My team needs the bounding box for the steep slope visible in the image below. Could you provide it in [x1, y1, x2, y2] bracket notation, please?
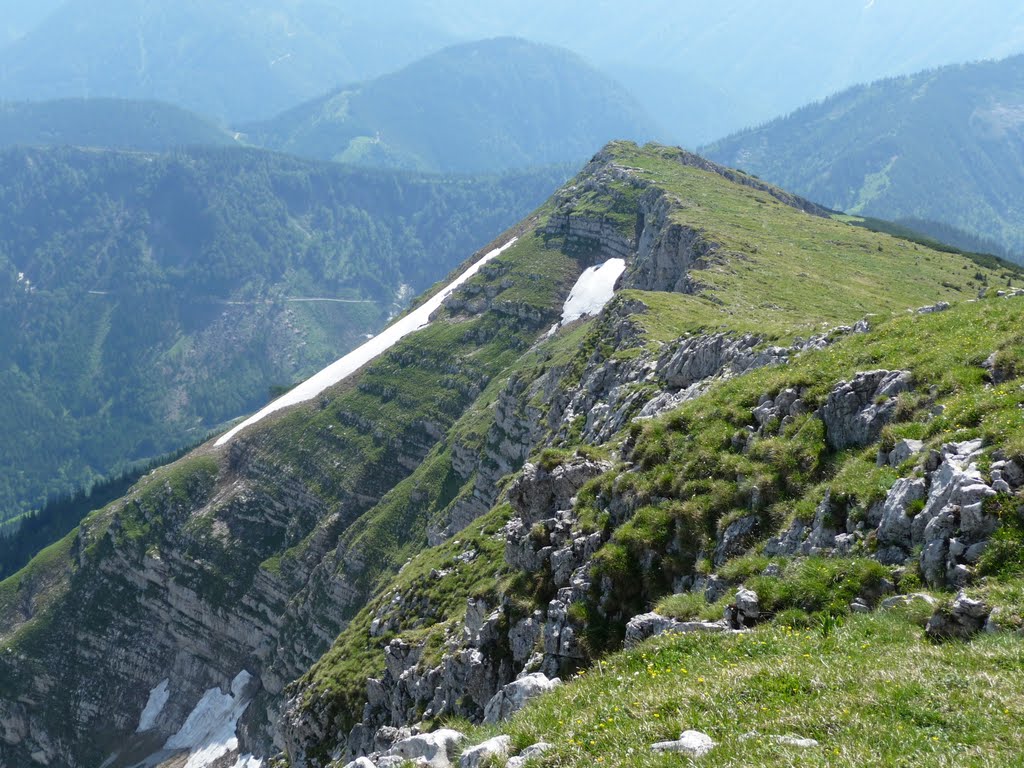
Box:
[243, 38, 658, 174]
[0, 0, 456, 121]
[0, 99, 234, 151]
[0, 145, 566, 521]
[704, 54, 1024, 260]
[0, 142, 1021, 768]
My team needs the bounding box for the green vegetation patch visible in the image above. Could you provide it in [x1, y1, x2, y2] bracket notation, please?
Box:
[605, 142, 1012, 335]
[466, 611, 1024, 767]
[587, 294, 1024, 637]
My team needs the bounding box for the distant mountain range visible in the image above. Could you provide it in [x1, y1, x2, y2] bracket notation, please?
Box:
[0, 98, 234, 151]
[0, 38, 656, 175]
[243, 38, 658, 174]
[705, 54, 1024, 260]
[4, 1, 1024, 142]
[0, 0, 458, 121]
[0, 144, 566, 520]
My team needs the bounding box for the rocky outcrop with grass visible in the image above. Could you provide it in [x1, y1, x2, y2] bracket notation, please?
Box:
[2, 142, 1024, 768]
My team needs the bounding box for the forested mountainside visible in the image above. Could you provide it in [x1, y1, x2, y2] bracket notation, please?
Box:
[0, 99, 234, 151]
[2, 142, 1023, 768]
[242, 38, 657, 174]
[704, 54, 1024, 261]
[0, 145, 567, 521]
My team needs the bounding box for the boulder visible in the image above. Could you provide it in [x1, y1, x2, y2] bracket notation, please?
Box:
[907, 439, 998, 587]
[508, 459, 610, 524]
[483, 673, 561, 724]
[343, 759, 376, 768]
[725, 587, 760, 628]
[876, 477, 926, 551]
[819, 370, 912, 450]
[386, 729, 466, 768]
[879, 593, 938, 610]
[764, 519, 808, 556]
[624, 612, 729, 647]
[506, 742, 553, 768]
[925, 591, 991, 640]
[888, 439, 925, 467]
[991, 459, 1024, 488]
[460, 735, 512, 768]
[714, 514, 759, 565]
[509, 615, 543, 665]
[651, 730, 716, 758]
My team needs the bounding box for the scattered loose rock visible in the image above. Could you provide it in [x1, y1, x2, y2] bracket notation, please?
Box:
[460, 735, 511, 768]
[386, 729, 466, 768]
[925, 591, 991, 640]
[483, 673, 561, 724]
[651, 730, 716, 758]
[772, 735, 820, 748]
[742, 732, 820, 748]
[624, 612, 729, 647]
[880, 593, 939, 611]
[506, 742, 553, 768]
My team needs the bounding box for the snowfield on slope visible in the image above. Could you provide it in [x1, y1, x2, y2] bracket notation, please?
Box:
[159, 671, 260, 768]
[216, 238, 518, 446]
[136, 678, 170, 732]
[548, 257, 626, 336]
[560, 258, 626, 325]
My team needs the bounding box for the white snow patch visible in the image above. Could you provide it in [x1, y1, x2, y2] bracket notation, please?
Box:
[136, 678, 171, 732]
[230, 755, 263, 768]
[560, 258, 626, 326]
[163, 671, 254, 768]
[215, 238, 518, 446]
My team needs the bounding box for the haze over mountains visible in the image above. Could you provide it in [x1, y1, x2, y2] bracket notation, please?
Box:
[0, 99, 234, 152]
[245, 38, 658, 173]
[4, 0, 1024, 142]
[0, 0, 457, 121]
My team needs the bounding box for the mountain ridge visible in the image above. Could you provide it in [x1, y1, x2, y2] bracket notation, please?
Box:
[1, 142, 1022, 768]
[0, 98, 235, 151]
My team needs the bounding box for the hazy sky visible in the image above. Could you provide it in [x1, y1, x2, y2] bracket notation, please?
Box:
[1, 1, 1023, 141]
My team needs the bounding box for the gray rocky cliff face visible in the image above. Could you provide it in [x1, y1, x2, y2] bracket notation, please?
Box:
[819, 369, 913, 450]
[764, 434, 1018, 589]
[302, 458, 609, 766]
[0, 359, 496, 766]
